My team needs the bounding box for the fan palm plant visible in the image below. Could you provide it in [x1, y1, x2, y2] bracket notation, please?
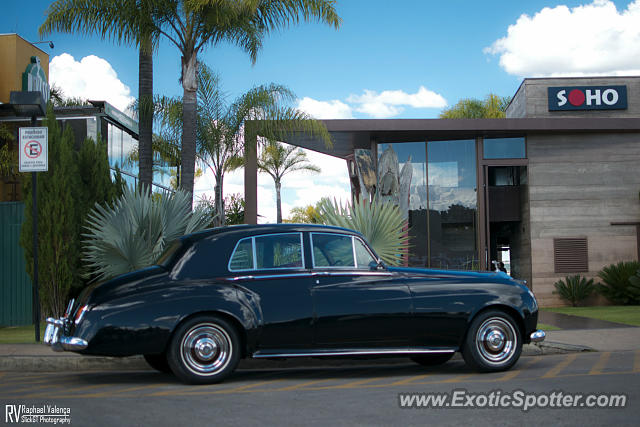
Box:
[598, 261, 640, 305]
[258, 140, 320, 223]
[316, 197, 409, 266]
[553, 275, 596, 307]
[83, 185, 210, 282]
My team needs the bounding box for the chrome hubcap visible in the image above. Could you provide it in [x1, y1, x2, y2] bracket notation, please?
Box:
[475, 317, 517, 365]
[180, 323, 231, 376]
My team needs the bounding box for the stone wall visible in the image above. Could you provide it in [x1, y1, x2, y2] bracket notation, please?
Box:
[506, 76, 640, 119]
[527, 132, 640, 306]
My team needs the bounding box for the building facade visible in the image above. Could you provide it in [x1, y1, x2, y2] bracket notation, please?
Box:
[244, 76, 640, 306]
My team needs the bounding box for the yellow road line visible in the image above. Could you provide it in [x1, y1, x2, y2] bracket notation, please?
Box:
[441, 374, 475, 383]
[634, 350, 640, 373]
[589, 352, 611, 375]
[494, 357, 540, 382]
[21, 383, 108, 399]
[542, 353, 578, 378]
[322, 376, 384, 389]
[82, 383, 172, 398]
[149, 379, 282, 397]
[389, 373, 432, 386]
[274, 378, 333, 391]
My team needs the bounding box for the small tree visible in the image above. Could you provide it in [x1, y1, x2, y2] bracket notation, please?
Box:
[20, 108, 80, 317]
[258, 140, 320, 223]
[553, 275, 596, 307]
[439, 93, 511, 119]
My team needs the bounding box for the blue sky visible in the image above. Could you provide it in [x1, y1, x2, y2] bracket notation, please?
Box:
[2, 0, 640, 220]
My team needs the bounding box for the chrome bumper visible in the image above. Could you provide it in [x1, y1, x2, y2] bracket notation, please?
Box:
[43, 317, 88, 352]
[530, 329, 546, 343]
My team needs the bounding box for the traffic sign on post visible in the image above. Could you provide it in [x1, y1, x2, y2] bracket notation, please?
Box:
[19, 127, 48, 172]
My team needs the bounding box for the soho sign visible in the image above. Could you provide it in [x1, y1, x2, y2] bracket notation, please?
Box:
[548, 86, 627, 111]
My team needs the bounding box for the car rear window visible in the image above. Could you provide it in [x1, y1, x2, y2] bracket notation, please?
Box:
[228, 233, 303, 271]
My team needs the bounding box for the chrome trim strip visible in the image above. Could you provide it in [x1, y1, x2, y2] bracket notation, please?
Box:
[226, 273, 315, 281]
[252, 348, 456, 358]
[530, 329, 546, 343]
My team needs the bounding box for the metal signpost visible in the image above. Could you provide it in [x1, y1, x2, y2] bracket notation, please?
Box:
[19, 125, 48, 342]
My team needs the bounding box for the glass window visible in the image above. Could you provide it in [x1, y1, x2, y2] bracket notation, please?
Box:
[229, 238, 254, 271]
[483, 137, 525, 159]
[354, 238, 376, 268]
[312, 233, 355, 268]
[427, 139, 477, 270]
[255, 233, 303, 269]
[377, 142, 427, 267]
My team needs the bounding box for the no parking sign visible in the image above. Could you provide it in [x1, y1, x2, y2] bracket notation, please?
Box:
[19, 127, 48, 172]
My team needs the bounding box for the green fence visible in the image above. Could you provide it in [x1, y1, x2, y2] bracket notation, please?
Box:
[0, 202, 33, 326]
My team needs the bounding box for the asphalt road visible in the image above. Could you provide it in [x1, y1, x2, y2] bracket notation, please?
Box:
[1, 351, 639, 426]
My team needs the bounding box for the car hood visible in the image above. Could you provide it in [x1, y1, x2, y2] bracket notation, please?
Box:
[388, 266, 512, 281]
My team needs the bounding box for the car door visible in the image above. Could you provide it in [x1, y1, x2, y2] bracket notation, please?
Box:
[228, 232, 314, 349]
[310, 233, 413, 348]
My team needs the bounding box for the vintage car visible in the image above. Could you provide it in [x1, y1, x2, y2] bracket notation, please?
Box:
[44, 224, 544, 384]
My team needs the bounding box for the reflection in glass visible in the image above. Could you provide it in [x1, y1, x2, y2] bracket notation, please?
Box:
[427, 140, 477, 270]
[484, 137, 525, 159]
[378, 142, 427, 267]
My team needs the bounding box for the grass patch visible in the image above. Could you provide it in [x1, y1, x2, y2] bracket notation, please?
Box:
[537, 323, 561, 331]
[542, 306, 640, 326]
[0, 325, 37, 344]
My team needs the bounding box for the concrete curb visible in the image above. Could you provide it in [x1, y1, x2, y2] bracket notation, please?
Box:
[0, 342, 591, 372]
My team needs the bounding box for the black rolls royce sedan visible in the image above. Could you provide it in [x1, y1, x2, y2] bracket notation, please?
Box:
[44, 224, 544, 384]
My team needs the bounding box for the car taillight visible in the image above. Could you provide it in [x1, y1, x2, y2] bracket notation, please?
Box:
[74, 305, 89, 324]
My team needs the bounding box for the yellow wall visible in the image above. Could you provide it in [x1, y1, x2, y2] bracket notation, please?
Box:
[0, 34, 49, 104]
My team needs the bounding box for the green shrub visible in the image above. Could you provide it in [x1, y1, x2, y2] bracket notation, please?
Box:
[597, 261, 640, 305]
[553, 275, 596, 307]
[627, 270, 640, 304]
[83, 186, 210, 282]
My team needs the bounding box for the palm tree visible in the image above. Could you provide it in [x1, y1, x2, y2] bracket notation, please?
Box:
[439, 93, 511, 118]
[40, 0, 157, 193]
[258, 140, 320, 223]
[147, 0, 341, 204]
[157, 63, 330, 225]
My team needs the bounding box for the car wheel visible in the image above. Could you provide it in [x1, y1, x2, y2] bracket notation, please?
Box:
[143, 353, 172, 374]
[462, 310, 522, 372]
[167, 315, 240, 384]
[410, 353, 454, 367]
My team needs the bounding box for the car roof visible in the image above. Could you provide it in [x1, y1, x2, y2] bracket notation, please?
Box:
[181, 223, 363, 244]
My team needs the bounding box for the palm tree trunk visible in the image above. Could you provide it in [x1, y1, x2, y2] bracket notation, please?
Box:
[276, 179, 282, 223]
[180, 54, 198, 206]
[138, 38, 153, 194]
[215, 170, 224, 226]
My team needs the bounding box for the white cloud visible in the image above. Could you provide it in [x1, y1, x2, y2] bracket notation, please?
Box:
[49, 53, 135, 111]
[346, 86, 447, 118]
[485, 0, 640, 77]
[297, 97, 354, 119]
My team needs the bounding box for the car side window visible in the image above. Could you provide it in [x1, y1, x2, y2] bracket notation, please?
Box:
[354, 238, 377, 268]
[229, 233, 304, 272]
[311, 233, 355, 268]
[255, 234, 303, 269]
[229, 238, 254, 271]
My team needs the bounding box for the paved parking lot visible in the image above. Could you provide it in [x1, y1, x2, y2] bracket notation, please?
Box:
[1, 351, 639, 425]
